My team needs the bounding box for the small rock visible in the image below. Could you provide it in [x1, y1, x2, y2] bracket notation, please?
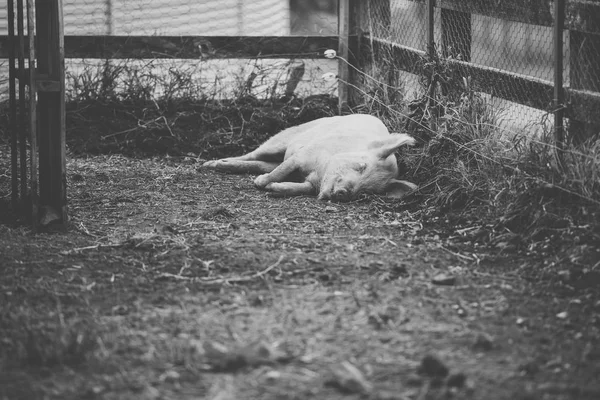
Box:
[516, 317, 526, 326]
[111, 304, 129, 315]
[417, 354, 449, 378]
[390, 263, 409, 279]
[519, 361, 540, 376]
[582, 342, 600, 361]
[263, 370, 281, 382]
[159, 370, 180, 383]
[473, 333, 494, 351]
[39, 205, 61, 226]
[452, 304, 467, 317]
[203, 341, 247, 371]
[405, 373, 424, 386]
[556, 311, 568, 319]
[557, 270, 571, 281]
[446, 372, 467, 388]
[87, 386, 104, 396]
[431, 273, 456, 286]
[248, 294, 265, 307]
[327, 361, 373, 395]
[412, 238, 425, 245]
[71, 173, 85, 182]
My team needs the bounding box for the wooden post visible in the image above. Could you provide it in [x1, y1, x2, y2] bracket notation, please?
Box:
[16, 0, 27, 208]
[338, 0, 360, 113]
[427, 0, 437, 132]
[553, 0, 565, 169]
[35, 0, 67, 227]
[427, 0, 435, 60]
[27, 0, 38, 228]
[569, 10, 600, 144]
[338, 0, 350, 113]
[8, 0, 18, 211]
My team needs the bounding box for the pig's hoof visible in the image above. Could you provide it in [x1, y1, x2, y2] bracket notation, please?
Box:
[254, 174, 271, 188]
[202, 159, 232, 171]
[202, 160, 220, 168]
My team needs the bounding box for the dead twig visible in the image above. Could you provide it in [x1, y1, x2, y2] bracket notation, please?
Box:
[156, 255, 286, 284]
[60, 243, 125, 255]
[440, 246, 476, 262]
[204, 255, 285, 284]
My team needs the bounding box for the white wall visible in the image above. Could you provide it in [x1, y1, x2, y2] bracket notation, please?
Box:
[0, 0, 290, 36]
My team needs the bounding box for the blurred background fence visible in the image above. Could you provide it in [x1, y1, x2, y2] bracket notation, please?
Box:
[0, 0, 599, 138]
[0, 0, 340, 102]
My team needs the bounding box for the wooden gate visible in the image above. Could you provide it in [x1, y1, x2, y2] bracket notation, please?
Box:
[7, 0, 66, 229]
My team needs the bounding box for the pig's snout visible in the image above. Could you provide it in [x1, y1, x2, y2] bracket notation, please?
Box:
[330, 188, 352, 202]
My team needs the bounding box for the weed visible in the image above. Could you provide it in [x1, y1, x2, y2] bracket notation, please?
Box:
[1, 306, 99, 368]
[351, 45, 600, 266]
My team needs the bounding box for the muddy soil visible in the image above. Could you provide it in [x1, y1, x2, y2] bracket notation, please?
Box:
[1, 150, 599, 400]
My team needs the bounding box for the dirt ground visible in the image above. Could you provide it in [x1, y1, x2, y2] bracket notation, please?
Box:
[1, 148, 600, 400]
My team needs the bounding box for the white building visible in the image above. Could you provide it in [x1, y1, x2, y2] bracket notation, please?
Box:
[0, 0, 290, 36]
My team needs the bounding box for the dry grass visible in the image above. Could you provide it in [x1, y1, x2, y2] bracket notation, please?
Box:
[344, 46, 600, 275]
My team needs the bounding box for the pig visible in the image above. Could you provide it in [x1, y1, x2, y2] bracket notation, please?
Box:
[201, 114, 417, 202]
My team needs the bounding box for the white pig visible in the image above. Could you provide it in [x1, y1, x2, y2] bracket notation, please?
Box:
[201, 114, 417, 201]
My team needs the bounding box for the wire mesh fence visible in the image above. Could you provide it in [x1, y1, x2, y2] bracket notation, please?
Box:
[356, 0, 575, 137]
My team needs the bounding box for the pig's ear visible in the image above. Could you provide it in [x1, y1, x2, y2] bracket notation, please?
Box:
[355, 162, 367, 173]
[370, 134, 416, 160]
[385, 179, 417, 199]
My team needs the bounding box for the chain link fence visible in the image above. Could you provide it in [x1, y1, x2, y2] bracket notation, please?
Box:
[357, 0, 586, 137]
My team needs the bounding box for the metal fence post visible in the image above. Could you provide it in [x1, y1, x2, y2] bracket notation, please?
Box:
[427, 0, 436, 132]
[553, 0, 565, 170]
[427, 0, 435, 60]
[338, 0, 360, 113]
[338, 0, 350, 113]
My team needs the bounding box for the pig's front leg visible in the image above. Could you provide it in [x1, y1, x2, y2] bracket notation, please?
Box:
[254, 157, 299, 188]
[264, 181, 315, 197]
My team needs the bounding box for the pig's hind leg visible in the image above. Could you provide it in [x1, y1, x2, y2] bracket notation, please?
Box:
[201, 139, 287, 174]
[202, 158, 280, 174]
